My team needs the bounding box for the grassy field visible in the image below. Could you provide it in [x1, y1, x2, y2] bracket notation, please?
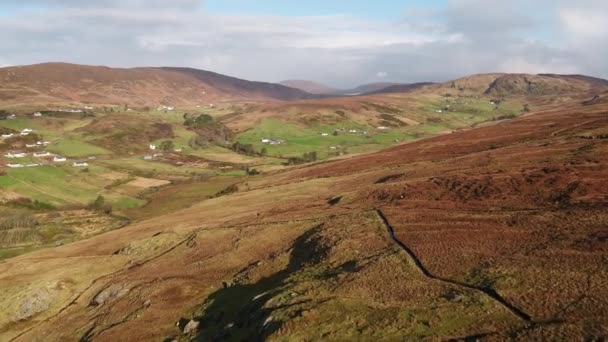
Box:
[235, 97, 522, 160]
[47, 138, 111, 157]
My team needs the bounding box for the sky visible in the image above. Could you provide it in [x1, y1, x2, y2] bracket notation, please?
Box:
[0, 0, 607, 87]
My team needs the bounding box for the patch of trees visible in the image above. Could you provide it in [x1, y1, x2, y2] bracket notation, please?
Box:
[184, 113, 214, 127]
[285, 151, 318, 165]
[231, 141, 257, 156]
[0, 110, 10, 120]
[184, 113, 233, 148]
[158, 140, 175, 152]
[88, 195, 112, 214]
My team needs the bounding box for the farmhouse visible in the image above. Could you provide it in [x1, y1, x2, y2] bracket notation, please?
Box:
[1, 133, 14, 139]
[143, 155, 153, 160]
[33, 112, 43, 117]
[72, 161, 88, 167]
[33, 152, 52, 157]
[8, 114, 16, 120]
[21, 129, 33, 133]
[269, 139, 284, 145]
[25, 144, 37, 148]
[149, 144, 157, 150]
[320, 133, 329, 136]
[53, 156, 67, 162]
[26, 163, 40, 167]
[5, 152, 27, 158]
[261, 138, 271, 144]
[6, 163, 24, 168]
[377, 126, 388, 130]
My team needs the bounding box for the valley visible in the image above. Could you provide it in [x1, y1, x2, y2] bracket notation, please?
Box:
[0, 64, 607, 341]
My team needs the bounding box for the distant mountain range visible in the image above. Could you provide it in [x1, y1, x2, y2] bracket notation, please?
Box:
[0, 63, 317, 106]
[1, 63, 607, 107]
[279, 80, 428, 96]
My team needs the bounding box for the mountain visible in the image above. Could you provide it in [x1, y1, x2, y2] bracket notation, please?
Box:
[279, 80, 340, 95]
[366, 82, 435, 94]
[337, 82, 404, 95]
[424, 73, 608, 98]
[279, 81, 411, 96]
[0, 63, 316, 105]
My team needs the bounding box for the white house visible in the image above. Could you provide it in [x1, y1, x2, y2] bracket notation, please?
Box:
[377, 126, 388, 130]
[320, 133, 329, 136]
[26, 163, 40, 167]
[84, 106, 94, 110]
[436, 110, 443, 113]
[149, 144, 157, 150]
[21, 128, 33, 133]
[33, 152, 52, 157]
[7, 114, 16, 120]
[174, 148, 182, 152]
[329, 146, 338, 150]
[5, 152, 27, 158]
[53, 156, 67, 162]
[73, 161, 88, 167]
[261, 138, 271, 144]
[33, 112, 43, 117]
[143, 155, 153, 161]
[26, 143, 38, 148]
[6, 163, 24, 168]
[349, 129, 358, 133]
[1, 133, 14, 139]
[20, 132, 30, 136]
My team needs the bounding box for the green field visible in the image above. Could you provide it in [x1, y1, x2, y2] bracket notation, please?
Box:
[47, 138, 111, 157]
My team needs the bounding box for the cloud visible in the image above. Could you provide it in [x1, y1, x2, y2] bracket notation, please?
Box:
[0, 0, 606, 86]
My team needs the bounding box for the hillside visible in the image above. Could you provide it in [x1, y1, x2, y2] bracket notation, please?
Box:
[1, 96, 607, 341]
[0, 63, 316, 106]
[337, 82, 404, 95]
[424, 73, 608, 99]
[366, 82, 435, 94]
[279, 80, 340, 95]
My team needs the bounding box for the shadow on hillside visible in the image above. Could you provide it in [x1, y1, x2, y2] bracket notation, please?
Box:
[192, 224, 329, 341]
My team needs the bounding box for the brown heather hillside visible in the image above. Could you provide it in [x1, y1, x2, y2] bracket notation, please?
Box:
[1, 95, 607, 341]
[0, 63, 315, 106]
[421, 73, 608, 99]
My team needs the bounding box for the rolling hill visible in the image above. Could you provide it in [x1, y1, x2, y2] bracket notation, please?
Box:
[1, 91, 607, 340]
[0, 63, 316, 106]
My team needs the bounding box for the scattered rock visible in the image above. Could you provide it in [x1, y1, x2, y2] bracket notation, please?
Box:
[263, 316, 274, 327]
[16, 288, 54, 320]
[90, 284, 130, 306]
[182, 320, 200, 334]
[252, 292, 269, 301]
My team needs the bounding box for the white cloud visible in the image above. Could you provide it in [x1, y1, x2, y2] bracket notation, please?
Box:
[0, 1, 606, 86]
